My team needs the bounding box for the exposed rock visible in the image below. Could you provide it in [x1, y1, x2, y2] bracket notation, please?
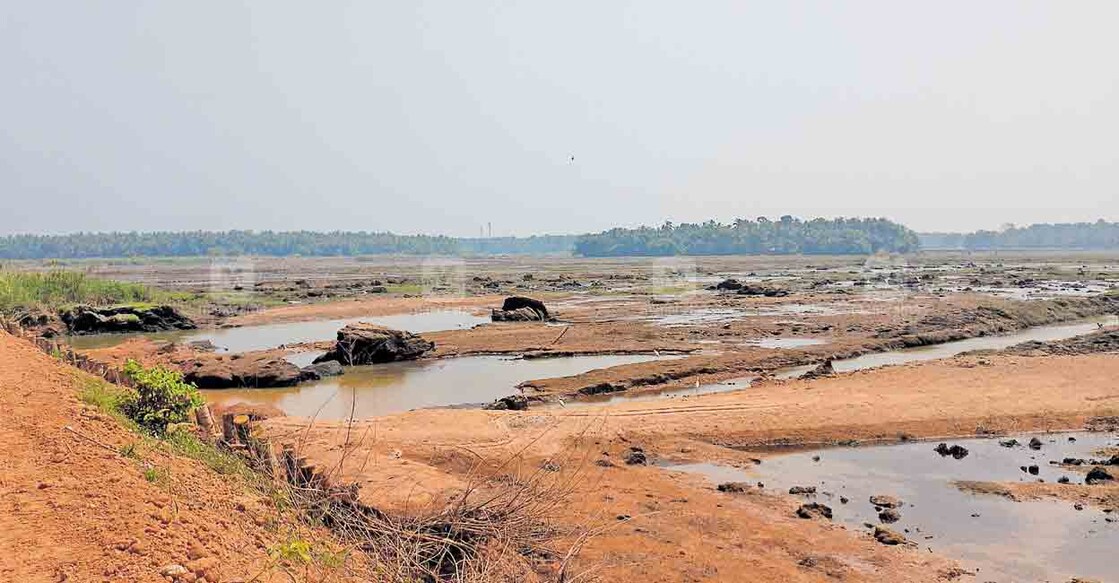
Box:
[999, 439, 1019, 448]
[484, 394, 529, 411]
[1086, 467, 1114, 485]
[796, 503, 833, 520]
[314, 323, 434, 366]
[717, 482, 750, 493]
[878, 508, 901, 523]
[1028, 437, 1043, 450]
[788, 486, 817, 495]
[873, 526, 907, 545]
[713, 279, 743, 291]
[624, 447, 648, 466]
[934, 443, 970, 459]
[60, 305, 195, 335]
[737, 285, 790, 297]
[299, 360, 343, 381]
[800, 360, 835, 380]
[491, 296, 549, 321]
[182, 353, 303, 389]
[869, 495, 902, 509]
[491, 306, 546, 322]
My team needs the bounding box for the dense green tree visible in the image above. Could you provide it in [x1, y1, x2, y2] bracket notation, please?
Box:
[572, 217, 918, 256]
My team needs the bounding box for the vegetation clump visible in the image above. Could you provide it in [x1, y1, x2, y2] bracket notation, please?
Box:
[0, 269, 155, 313]
[119, 359, 203, 433]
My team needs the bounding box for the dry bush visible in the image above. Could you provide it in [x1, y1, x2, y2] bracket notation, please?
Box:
[272, 438, 599, 583]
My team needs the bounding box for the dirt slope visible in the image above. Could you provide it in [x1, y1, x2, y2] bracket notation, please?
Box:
[0, 331, 310, 582]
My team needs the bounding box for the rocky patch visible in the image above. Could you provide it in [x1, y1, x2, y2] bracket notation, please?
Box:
[314, 323, 434, 366]
[182, 353, 303, 389]
[491, 296, 549, 322]
[60, 305, 195, 335]
[796, 503, 833, 520]
[298, 360, 343, 381]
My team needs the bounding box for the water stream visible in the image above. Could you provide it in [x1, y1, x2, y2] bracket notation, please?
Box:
[665, 433, 1119, 582]
[203, 353, 674, 420]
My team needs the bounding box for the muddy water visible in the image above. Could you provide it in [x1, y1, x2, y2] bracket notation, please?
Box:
[68, 310, 489, 352]
[667, 433, 1119, 582]
[203, 354, 672, 420]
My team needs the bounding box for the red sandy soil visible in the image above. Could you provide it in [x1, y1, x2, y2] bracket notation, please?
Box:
[0, 331, 354, 582]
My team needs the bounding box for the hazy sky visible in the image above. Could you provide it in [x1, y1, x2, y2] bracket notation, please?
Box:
[2, 2, 1116, 237]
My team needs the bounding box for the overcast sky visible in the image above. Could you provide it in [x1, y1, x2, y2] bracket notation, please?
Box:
[2, 2, 1116, 237]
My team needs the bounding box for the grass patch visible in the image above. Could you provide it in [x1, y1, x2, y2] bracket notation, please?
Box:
[0, 269, 161, 313]
[384, 282, 424, 295]
[142, 466, 170, 486]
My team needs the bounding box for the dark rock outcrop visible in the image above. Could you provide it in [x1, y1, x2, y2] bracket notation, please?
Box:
[717, 482, 750, 493]
[873, 526, 906, 545]
[60, 305, 195, 335]
[800, 360, 835, 380]
[796, 503, 833, 520]
[878, 508, 901, 523]
[934, 443, 970, 459]
[491, 296, 549, 322]
[869, 495, 902, 509]
[484, 394, 529, 411]
[1086, 467, 1114, 485]
[183, 354, 303, 389]
[299, 360, 344, 381]
[624, 447, 648, 466]
[737, 285, 790, 297]
[314, 323, 434, 366]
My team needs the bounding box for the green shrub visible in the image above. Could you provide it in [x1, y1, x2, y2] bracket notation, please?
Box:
[119, 359, 203, 433]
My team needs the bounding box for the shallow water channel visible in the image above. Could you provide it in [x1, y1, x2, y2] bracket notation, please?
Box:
[67, 309, 489, 352]
[666, 433, 1119, 582]
[774, 315, 1119, 380]
[203, 354, 674, 420]
[589, 316, 1119, 405]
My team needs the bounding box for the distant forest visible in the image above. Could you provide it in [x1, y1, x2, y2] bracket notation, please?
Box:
[572, 217, 919, 256]
[3, 219, 1116, 259]
[918, 220, 1119, 250]
[0, 231, 578, 259]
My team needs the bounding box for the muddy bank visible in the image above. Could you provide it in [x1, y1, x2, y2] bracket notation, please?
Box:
[1004, 327, 1119, 356]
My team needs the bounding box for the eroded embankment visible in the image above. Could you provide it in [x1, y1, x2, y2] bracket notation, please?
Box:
[0, 331, 354, 582]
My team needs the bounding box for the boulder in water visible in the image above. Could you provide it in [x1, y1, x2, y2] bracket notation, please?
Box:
[314, 323, 434, 366]
[183, 353, 303, 389]
[299, 360, 344, 381]
[934, 443, 970, 459]
[800, 360, 835, 380]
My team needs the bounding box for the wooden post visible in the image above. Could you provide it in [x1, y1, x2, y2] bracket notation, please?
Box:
[221, 414, 236, 444]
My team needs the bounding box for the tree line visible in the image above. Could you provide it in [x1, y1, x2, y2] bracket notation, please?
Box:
[918, 220, 1119, 250]
[0, 231, 579, 259]
[572, 217, 919, 256]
